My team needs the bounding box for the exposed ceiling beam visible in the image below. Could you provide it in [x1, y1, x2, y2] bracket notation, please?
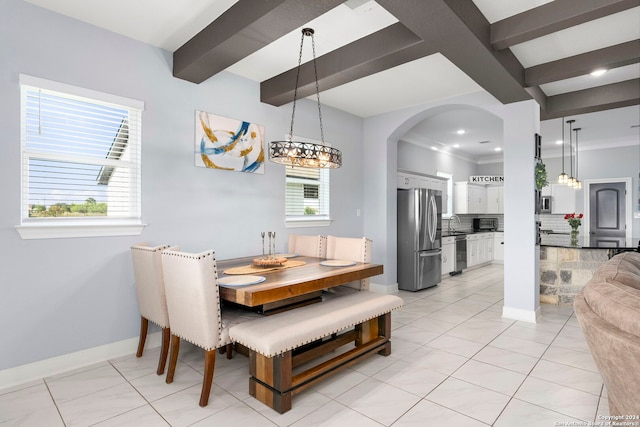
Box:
[173, 0, 345, 84]
[526, 85, 548, 112]
[491, 0, 640, 50]
[542, 79, 640, 119]
[378, 0, 531, 104]
[525, 40, 640, 87]
[260, 23, 428, 106]
[263, 0, 533, 108]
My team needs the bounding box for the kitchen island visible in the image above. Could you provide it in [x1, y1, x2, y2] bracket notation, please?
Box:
[539, 234, 639, 305]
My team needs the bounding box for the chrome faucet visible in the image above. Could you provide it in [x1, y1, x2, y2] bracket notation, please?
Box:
[448, 214, 461, 234]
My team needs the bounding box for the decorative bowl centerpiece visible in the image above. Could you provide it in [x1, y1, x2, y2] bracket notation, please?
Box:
[253, 257, 288, 267]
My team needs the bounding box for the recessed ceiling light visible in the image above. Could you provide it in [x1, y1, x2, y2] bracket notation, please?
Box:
[456, 129, 466, 135]
[494, 147, 502, 152]
[453, 144, 460, 148]
[590, 69, 607, 77]
[431, 146, 438, 151]
[556, 139, 564, 145]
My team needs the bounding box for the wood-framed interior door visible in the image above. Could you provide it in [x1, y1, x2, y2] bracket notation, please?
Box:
[586, 180, 630, 247]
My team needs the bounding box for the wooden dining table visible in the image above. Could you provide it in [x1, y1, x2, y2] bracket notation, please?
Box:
[216, 255, 383, 313]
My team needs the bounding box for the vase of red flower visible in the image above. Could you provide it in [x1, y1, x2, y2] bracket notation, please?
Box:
[565, 213, 583, 243]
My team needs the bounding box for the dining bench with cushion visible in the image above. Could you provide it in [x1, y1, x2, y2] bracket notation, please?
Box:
[228, 290, 404, 413]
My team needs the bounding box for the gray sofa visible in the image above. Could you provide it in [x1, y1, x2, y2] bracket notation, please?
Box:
[574, 251, 640, 416]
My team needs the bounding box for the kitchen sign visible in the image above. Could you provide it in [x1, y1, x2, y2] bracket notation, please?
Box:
[469, 175, 504, 183]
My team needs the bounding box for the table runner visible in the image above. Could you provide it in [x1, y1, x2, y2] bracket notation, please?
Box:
[223, 260, 306, 275]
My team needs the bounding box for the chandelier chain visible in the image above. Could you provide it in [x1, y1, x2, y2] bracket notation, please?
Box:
[288, 29, 307, 140]
[310, 32, 325, 144]
[268, 28, 341, 168]
[561, 117, 564, 172]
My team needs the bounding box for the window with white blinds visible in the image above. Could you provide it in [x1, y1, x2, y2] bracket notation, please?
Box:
[284, 136, 332, 227]
[17, 75, 145, 239]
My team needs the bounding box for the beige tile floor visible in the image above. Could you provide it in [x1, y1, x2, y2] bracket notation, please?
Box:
[0, 264, 609, 426]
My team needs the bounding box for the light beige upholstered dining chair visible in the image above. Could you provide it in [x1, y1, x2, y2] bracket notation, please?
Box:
[131, 243, 173, 375]
[161, 248, 254, 407]
[287, 234, 327, 258]
[326, 236, 373, 291]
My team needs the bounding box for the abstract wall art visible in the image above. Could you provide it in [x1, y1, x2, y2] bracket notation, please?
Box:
[195, 111, 265, 174]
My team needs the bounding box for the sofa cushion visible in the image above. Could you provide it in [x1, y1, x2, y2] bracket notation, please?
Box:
[582, 277, 640, 339]
[592, 252, 640, 290]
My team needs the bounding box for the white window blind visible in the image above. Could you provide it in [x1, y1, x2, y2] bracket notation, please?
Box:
[284, 136, 332, 227]
[17, 75, 145, 239]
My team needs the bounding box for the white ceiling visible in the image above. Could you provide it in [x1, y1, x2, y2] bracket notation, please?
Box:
[23, 0, 640, 162]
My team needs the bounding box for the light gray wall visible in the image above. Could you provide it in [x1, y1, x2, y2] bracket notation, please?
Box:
[475, 145, 640, 238]
[543, 145, 639, 237]
[362, 91, 541, 299]
[477, 162, 504, 176]
[0, 0, 365, 370]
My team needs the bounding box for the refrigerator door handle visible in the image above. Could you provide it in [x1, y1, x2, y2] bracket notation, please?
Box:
[426, 193, 432, 243]
[416, 189, 423, 247]
[428, 194, 437, 243]
[419, 250, 441, 257]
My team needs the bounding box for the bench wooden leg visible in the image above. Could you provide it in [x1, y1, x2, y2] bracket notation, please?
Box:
[377, 312, 392, 356]
[245, 312, 395, 414]
[136, 317, 148, 357]
[249, 351, 293, 414]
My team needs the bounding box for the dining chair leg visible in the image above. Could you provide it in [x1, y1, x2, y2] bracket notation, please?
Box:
[136, 317, 148, 357]
[200, 349, 216, 407]
[165, 334, 181, 384]
[156, 327, 171, 375]
[226, 343, 233, 360]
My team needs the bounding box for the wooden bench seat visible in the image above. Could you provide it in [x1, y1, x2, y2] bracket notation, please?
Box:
[228, 291, 404, 413]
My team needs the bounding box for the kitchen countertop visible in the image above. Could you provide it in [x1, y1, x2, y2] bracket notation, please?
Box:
[540, 234, 640, 250]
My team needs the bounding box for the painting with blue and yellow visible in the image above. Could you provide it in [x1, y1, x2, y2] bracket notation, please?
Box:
[195, 111, 265, 174]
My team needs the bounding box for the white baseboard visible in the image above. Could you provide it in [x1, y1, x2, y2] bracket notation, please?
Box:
[502, 305, 541, 323]
[0, 332, 161, 391]
[370, 281, 398, 294]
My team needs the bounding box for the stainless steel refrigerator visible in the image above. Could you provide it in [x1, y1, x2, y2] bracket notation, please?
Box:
[397, 188, 442, 291]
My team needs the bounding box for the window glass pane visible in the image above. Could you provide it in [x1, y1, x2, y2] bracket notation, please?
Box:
[20, 77, 142, 224]
[284, 136, 331, 221]
[437, 170, 453, 217]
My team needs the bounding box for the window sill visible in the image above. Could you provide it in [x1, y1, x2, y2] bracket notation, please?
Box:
[15, 222, 146, 239]
[285, 216, 332, 228]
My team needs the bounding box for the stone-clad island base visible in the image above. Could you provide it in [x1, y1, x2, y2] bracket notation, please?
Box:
[540, 246, 610, 306]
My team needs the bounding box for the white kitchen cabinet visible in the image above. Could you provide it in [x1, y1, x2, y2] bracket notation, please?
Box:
[442, 236, 455, 275]
[454, 182, 486, 214]
[493, 232, 504, 263]
[467, 234, 480, 267]
[486, 185, 504, 214]
[551, 183, 577, 214]
[467, 233, 493, 268]
[481, 233, 493, 263]
[397, 173, 418, 189]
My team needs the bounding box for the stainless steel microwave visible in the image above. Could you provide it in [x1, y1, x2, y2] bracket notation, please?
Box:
[540, 196, 552, 213]
[473, 217, 498, 231]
